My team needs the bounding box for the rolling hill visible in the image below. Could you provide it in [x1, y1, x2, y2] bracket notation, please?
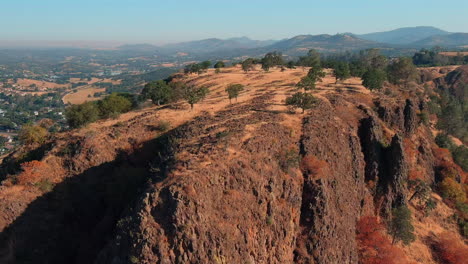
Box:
[411, 32, 468, 47]
[357, 26, 451, 45]
[266, 34, 382, 55]
[1, 65, 467, 263]
[159, 37, 276, 54]
[115, 27, 468, 59]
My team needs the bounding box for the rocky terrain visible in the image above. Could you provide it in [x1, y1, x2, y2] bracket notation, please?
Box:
[0, 65, 466, 263]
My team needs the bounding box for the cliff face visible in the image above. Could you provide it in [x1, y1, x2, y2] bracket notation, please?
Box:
[97, 95, 305, 264]
[434, 65, 468, 99]
[0, 66, 464, 264]
[96, 94, 427, 264]
[295, 101, 368, 264]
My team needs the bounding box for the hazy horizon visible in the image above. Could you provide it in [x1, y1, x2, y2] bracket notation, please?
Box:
[2, 0, 468, 48]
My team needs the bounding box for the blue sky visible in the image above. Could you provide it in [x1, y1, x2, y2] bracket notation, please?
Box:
[2, 0, 468, 45]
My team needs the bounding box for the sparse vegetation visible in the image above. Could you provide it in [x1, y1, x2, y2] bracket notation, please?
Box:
[225, 84, 244, 103]
[155, 120, 171, 132]
[390, 205, 415, 245]
[184, 61, 211, 75]
[433, 91, 467, 144]
[408, 179, 431, 206]
[297, 66, 326, 91]
[362, 69, 387, 90]
[141, 80, 173, 105]
[432, 232, 468, 264]
[261, 51, 284, 72]
[439, 177, 466, 204]
[285, 92, 317, 113]
[435, 133, 468, 171]
[413, 48, 468, 67]
[386, 57, 418, 87]
[183, 85, 209, 110]
[65, 101, 101, 128]
[241, 58, 257, 72]
[332, 61, 351, 83]
[16, 160, 48, 185]
[214, 61, 225, 73]
[276, 148, 300, 172]
[35, 179, 55, 193]
[65, 93, 133, 128]
[357, 216, 410, 264]
[98, 93, 133, 119]
[19, 123, 49, 145]
[215, 131, 230, 139]
[297, 49, 321, 68]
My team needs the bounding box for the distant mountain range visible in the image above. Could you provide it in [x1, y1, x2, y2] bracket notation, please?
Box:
[116, 37, 276, 54]
[411, 33, 468, 47]
[356, 26, 451, 45]
[158, 37, 276, 53]
[265, 34, 382, 55]
[114, 26, 468, 58]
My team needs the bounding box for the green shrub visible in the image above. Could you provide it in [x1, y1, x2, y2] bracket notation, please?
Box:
[65, 101, 100, 128]
[362, 69, 386, 90]
[225, 84, 244, 103]
[452, 146, 468, 172]
[277, 148, 300, 172]
[215, 131, 230, 139]
[390, 205, 415, 245]
[98, 93, 132, 119]
[424, 199, 437, 216]
[435, 133, 455, 149]
[19, 124, 49, 145]
[286, 92, 317, 113]
[439, 178, 466, 203]
[183, 85, 209, 110]
[418, 111, 429, 125]
[35, 179, 54, 193]
[155, 120, 171, 132]
[141, 80, 173, 105]
[458, 218, 468, 238]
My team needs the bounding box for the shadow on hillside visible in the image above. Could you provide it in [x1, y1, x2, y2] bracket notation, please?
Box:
[0, 129, 178, 264]
[0, 142, 55, 181]
[252, 109, 285, 115]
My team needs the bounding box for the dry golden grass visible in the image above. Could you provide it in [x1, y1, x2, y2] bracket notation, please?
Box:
[13, 78, 69, 89]
[439, 51, 468, 57]
[87, 65, 372, 133]
[403, 193, 465, 264]
[62, 87, 106, 104]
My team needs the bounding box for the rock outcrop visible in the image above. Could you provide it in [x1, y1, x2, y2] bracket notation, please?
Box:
[294, 102, 368, 264]
[434, 65, 468, 99]
[404, 99, 418, 135]
[379, 135, 408, 217]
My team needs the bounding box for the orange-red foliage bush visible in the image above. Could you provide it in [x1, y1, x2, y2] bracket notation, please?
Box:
[17, 160, 48, 185]
[408, 168, 425, 181]
[356, 216, 409, 264]
[300, 155, 328, 179]
[433, 147, 467, 183]
[432, 232, 468, 264]
[404, 138, 418, 163]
